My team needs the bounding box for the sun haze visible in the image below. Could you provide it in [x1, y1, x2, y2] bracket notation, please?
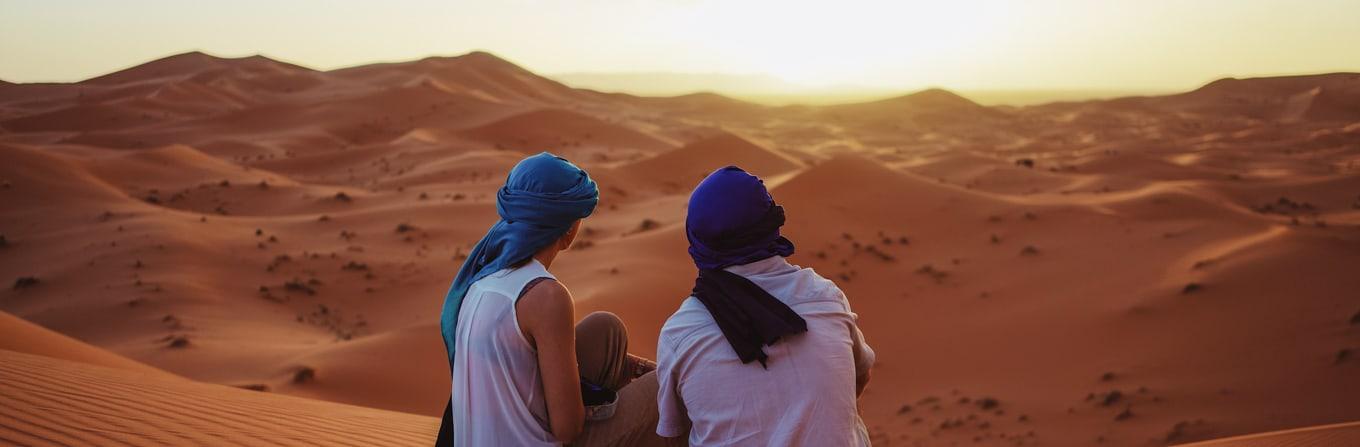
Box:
[2, 0, 1358, 92]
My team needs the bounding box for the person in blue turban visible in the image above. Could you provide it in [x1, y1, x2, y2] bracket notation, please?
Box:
[437, 153, 672, 447]
[654, 166, 877, 446]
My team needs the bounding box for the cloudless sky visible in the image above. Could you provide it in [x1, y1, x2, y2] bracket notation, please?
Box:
[2, 0, 1358, 90]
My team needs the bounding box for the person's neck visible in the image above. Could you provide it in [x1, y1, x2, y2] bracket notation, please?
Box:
[532, 248, 558, 270]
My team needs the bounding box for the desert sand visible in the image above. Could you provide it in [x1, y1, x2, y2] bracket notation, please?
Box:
[1, 51, 1358, 446]
[0, 348, 436, 446]
[1178, 421, 1360, 447]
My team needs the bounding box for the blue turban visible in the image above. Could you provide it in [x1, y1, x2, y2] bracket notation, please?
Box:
[439, 152, 598, 361]
[438, 152, 596, 444]
[686, 166, 804, 368]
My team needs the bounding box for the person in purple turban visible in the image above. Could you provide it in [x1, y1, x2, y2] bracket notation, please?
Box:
[655, 166, 877, 446]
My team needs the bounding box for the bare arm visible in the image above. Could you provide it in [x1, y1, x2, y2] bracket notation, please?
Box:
[517, 280, 584, 444]
[850, 321, 874, 398]
[627, 353, 657, 378]
[855, 363, 872, 397]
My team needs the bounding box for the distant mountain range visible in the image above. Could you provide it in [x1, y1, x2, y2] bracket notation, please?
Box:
[552, 71, 1163, 106]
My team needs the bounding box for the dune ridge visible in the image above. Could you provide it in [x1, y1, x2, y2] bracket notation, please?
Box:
[1178, 421, 1360, 446]
[0, 311, 173, 377]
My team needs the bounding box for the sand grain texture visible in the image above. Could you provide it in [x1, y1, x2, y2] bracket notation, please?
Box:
[1179, 421, 1360, 447]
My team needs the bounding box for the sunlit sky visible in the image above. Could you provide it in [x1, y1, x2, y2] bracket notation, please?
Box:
[2, 0, 1358, 91]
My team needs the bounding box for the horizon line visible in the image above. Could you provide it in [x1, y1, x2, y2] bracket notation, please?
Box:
[4, 48, 1357, 107]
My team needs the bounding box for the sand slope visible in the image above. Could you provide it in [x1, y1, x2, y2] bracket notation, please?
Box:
[1179, 421, 1360, 447]
[459, 108, 675, 157]
[0, 311, 172, 377]
[617, 131, 803, 192]
[0, 349, 436, 446]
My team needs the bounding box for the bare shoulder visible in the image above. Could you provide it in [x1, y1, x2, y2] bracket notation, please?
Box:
[516, 278, 574, 328]
[520, 278, 571, 306]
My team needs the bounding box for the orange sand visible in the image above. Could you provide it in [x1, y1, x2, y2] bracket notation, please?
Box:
[0, 349, 437, 446]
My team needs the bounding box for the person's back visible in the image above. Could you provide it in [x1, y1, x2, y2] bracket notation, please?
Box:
[656, 256, 872, 446]
[450, 259, 558, 446]
[438, 152, 677, 447]
[654, 166, 873, 446]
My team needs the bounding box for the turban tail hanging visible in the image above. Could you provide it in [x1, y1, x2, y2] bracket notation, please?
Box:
[437, 152, 598, 445]
[686, 166, 806, 368]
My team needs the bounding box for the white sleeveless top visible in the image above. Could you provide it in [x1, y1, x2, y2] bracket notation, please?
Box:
[450, 259, 560, 447]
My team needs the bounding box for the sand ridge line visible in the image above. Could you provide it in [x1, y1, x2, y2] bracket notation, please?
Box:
[1177, 420, 1360, 446]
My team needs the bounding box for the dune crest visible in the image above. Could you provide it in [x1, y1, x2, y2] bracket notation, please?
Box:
[617, 131, 802, 191]
[0, 311, 173, 377]
[1178, 421, 1360, 446]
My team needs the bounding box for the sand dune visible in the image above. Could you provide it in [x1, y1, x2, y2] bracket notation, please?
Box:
[625, 92, 775, 123]
[820, 88, 1005, 133]
[82, 51, 314, 86]
[1156, 73, 1360, 122]
[332, 51, 588, 105]
[897, 150, 1079, 194]
[2, 51, 1358, 446]
[313, 83, 519, 146]
[556, 217, 694, 359]
[616, 131, 803, 192]
[459, 108, 675, 158]
[281, 323, 450, 415]
[823, 88, 995, 117]
[0, 349, 436, 446]
[1178, 421, 1360, 446]
[0, 311, 172, 377]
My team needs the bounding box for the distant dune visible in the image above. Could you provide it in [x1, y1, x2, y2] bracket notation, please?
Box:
[2, 50, 1358, 446]
[551, 71, 1163, 106]
[617, 132, 801, 191]
[459, 108, 675, 157]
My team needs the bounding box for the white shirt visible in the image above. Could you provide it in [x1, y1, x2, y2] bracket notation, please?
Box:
[656, 256, 875, 446]
[450, 259, 559, 447]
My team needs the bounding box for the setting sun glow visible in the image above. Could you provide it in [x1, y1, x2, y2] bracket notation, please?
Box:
[658, 1, 1016, 86]
[2, 0, 1359, 92]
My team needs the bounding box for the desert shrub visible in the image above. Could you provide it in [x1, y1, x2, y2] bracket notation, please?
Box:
[12, 276, 39, 290]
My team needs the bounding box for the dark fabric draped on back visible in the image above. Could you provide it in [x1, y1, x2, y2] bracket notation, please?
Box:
[692, 268, 807, 367]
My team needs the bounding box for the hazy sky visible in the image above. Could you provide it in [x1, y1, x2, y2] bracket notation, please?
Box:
[2, 0, 1358, 91]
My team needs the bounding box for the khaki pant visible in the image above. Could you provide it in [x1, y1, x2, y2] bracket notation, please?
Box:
[572, 312, 685, 447]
